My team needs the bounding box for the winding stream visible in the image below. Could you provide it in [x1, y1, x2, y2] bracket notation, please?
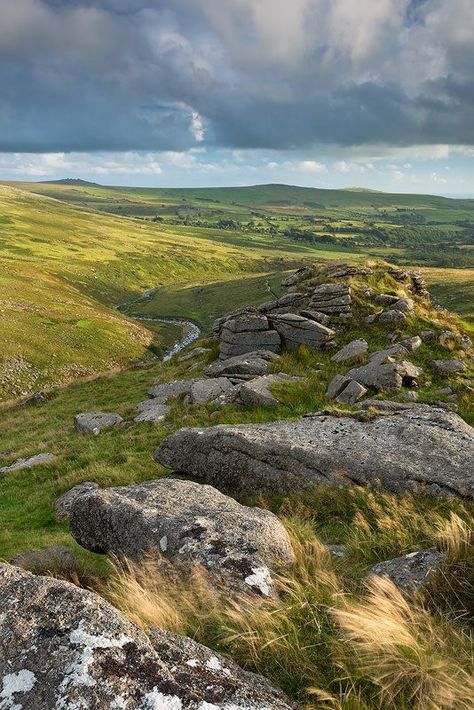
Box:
[118, 290, 201, 361]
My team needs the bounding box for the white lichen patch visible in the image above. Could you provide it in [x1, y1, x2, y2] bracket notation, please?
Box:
[185, 659, 199, 667]
[159, 536, 168, 552]
[56, 622, 133, 699]
[141, 689, 183, 709]
[244, 567, 272, 597]
[205, 656, 222, 671]
[0, 670, 36, 709]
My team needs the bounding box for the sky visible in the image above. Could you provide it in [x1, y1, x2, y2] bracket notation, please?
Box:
[0, 0, 473, 194]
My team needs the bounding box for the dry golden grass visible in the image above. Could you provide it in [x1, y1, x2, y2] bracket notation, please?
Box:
[98, 527, 474, 709]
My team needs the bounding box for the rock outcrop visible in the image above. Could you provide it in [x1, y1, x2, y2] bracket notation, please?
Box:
[68, 478, 295, 596]
[74, 412, 123, 435]
[55, 481, 99, 521]
[269, 314, 335, 351]
[0, 564, 292, 709]
[155, 406, 474, 499]
[204, 350, 280, 379]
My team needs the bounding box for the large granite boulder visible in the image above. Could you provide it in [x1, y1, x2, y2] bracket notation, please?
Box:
[347, 360, 422, 391]
[155, 407, 474, 499]
[269, 313, 335, 351]
[69, 479, 294, 596]
[429, 359, 467, 373]
[204, 350, 280, 379]
[0, 564, 292, 709]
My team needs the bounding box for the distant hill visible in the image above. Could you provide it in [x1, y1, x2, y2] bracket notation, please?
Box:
[41, 178, 102, 187]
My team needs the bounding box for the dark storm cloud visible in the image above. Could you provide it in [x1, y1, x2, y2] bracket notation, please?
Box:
[0, 0, 473, 153]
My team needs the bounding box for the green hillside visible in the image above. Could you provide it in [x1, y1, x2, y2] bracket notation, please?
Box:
[0, 184, 328, 400]
[8, 180, 474, 268]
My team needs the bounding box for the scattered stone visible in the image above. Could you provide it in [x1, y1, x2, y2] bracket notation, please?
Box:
[378, 310, 407, 325]
[156, 406, 474, 498]
[369, 344, 410, 365]
[204, 350, 280, 378]
[326, 374, 352, 400]
[0, 564, 292, 709]
[188, 377, 238, 406]
[374, 294, 400, 306]
[370, 549, 443, 594]
[334, 380, 367, 405]
[239, 374, 302, 407]
[10, 546, 76, 573]
[436, 386, 454, 397]
[299, 309, 331, 325]
[55, 482, 100, 521]
[134, 400, 169, 423]
[148, 378, 197, 402]
[19, 391, 50, 407]
[364, 313, 379, 324]
[74, 412, 123, 435]
[429, 359, 467, 373]
[399, 335, 422, 352]
[0, 453, 58, 475]
[269, 313, 335, 350]
[331, 339, 368, 365]
[69, 479, 295, 596]
[400, 391, 419, 402]
[390, 298, 414, 312]
[438, 330, 458, 347]
[347, 360, 422, 391]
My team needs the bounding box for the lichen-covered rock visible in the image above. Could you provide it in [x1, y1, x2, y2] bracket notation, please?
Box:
[347, 360, 421, 391]
[155, 406, 474, 499]
[69, 479, 295, 596]
[219, 328, 281, 359]
[269, 313, 335, 350]
[147, 378, 197, 401]
[326, 374, 353, 400]
[370, 549, 443, 594]
[331, 339, 368, 364]
[368, 343, 410, 365]
[377, 310, 406, 325]
[299, 309, 331, 325]
[134, 400, 170, 423]
[239, 374, 302, 407]
[334, 380, 367, 405]
[390, 298, 414, 312]
[0, 564, 293, 709]
[0, 453, 58, 475]
[374, 293, 400, 306]
[400, 335, 422, 353]
[187, 377, 238, 406]
[204, 351, 280, 379]
[74, 412, 123, 435]
[309, 283, 351, 314]
[429, 359, 467, 373]
[55, 481, 100, 521]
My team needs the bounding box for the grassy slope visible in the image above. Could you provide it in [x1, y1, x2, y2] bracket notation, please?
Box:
[0, 185, 329, 399]
[0, 260, 473, 708]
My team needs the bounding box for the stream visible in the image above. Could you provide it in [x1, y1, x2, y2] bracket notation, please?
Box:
[118, 291, 201, 361]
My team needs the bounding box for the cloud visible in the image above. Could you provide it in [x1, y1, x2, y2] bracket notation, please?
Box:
[0, 1, 473, 154]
